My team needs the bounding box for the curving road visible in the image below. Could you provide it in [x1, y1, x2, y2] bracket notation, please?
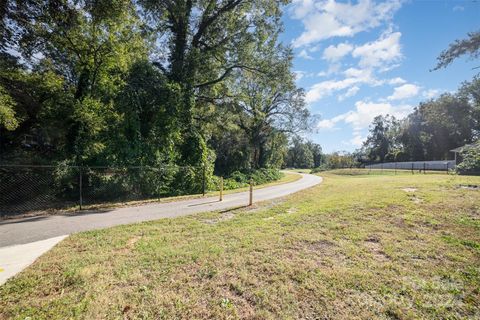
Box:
[0, 172, 322, 247]
[0, 172, 322, 284]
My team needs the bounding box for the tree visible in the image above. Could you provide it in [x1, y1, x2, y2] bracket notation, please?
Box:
[285, 137, 314, 169]
[306, 141, 323, 167]
[227, 45, 309, 169]
[0, 85, 18, 131]
[435, 30, 480, 70]
[137, 0, 288, 166]
[456, 144, 480, 175]
[3, 0, 148, 164]
[363, 115, 398, 163]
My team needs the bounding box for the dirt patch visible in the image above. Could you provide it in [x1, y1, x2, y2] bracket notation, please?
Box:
[458, 184, 480, 190]
[203, 212, 235, 225]
[294, 239, 349, 267]
[402, 187, 417, 193]
[126, 236, 141, 247]
[286, 207, 298, 214]
[117, 235, 142, 254]
[364, 236, 389, 262]
[410, 195, 423, 204]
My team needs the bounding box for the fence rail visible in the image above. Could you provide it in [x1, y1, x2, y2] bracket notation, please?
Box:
[365, 160, 456, 171]
[0, 164, 209, 217]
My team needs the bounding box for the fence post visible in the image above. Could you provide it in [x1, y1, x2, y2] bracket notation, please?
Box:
[395, 162, 397, 175]
[446, 162, 449, 174]
[411, 162, 414, 174]
[249, 179, 253, 206]
[423, 162, 426, 174]
[79, 166, 83, 210]
[202, 164, 206, 196]
[219, 177, 223, 201]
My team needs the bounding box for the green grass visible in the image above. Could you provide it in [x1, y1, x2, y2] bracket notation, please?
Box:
[1, 171, 480, 319]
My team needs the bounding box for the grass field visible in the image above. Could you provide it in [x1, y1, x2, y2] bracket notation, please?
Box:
[1, 171, 479, 319]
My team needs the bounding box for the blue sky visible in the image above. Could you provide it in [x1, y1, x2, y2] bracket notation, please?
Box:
[280, 0, 479, 153]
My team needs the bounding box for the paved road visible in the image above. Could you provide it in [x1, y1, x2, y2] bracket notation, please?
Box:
[0, 173, 322, 247]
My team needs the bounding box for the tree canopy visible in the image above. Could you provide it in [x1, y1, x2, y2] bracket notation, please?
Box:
[0, 0, 312, 192]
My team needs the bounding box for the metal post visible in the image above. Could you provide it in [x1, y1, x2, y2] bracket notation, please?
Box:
[249, 179, 253, 206]
[423, 162, 426, 174]
[79, 166, 83, 210]
[219, 177, 223, 201]
[202, 164, 206, 196]
[395, 162, 397, 175]
[446, 162, 449, 174]
[411, 162, 414, 174]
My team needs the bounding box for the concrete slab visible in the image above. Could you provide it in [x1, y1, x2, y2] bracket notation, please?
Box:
[0, 235, 67, 285]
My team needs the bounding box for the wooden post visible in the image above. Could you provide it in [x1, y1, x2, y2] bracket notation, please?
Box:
[249, 179, 253, 206]
[202, 164, 206, 196]
[219, 177, 223, 201]
[79, 166, 83, 210]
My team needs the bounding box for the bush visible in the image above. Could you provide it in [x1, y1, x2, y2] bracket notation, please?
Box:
[456, 146, 480, 175]
[215, 169, 283, 191]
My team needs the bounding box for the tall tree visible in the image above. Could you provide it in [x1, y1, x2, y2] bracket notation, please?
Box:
[228, 46, 309, 168]
[138, 0, 288, 166]
[3, 0, 148, 163]
[363, 115, 397, 163]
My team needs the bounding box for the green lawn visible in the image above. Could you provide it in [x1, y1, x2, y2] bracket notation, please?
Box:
[1, 171, 479, 319]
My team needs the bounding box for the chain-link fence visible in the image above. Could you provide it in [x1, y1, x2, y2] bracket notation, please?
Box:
[364, 160, 456, 173]
[0, 164, 209, 217]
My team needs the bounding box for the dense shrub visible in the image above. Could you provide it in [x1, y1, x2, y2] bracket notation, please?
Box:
[456, 146, 480, 175]
[213, 168, 283, 191]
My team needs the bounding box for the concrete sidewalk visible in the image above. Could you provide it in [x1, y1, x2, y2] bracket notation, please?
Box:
[0, 172, 322, 285]
[0, 235, 67, 285]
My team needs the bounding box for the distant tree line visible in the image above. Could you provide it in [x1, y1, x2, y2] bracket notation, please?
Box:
[358, 31, 480, 166]
[0, 0, 312, 194]
[358, 79, 479, 164]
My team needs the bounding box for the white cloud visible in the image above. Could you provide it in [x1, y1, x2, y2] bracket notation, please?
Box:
[317, 100, 413, 132]
[322, 43, 353, 61]
[317, 113, 348, 130]
[453, 5, 464, 12]
[423, 89, 440, 99]
[352, 31, 402, 70]
[306, 67, 383, 103]
[298, 49, 314, 60]
[350, 134, 365, 147]
[388, 77, 407, 85]
[338, 86, 360, 101]
[387, 83, 420, 100]
[294, 70, 316, 82]
[291, 0, 402, 47]
[317, 63, 342, 77]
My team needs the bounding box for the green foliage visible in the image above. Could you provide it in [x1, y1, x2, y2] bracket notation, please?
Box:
[457, 145, 480, 175]
[435, 30, 480, 70]
[0, 85, 18, 130]
[213, 169, 283, 191]
[285, 137, 321, 169]
[358, 82, 478, 164]
[312, 152, 359, 171]
[0, 0, 309, 199]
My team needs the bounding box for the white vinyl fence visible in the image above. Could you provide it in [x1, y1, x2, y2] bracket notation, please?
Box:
[365, 160, 455, 171]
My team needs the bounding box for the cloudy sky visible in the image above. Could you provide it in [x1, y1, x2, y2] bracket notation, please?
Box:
[281, 0, 479, 153]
